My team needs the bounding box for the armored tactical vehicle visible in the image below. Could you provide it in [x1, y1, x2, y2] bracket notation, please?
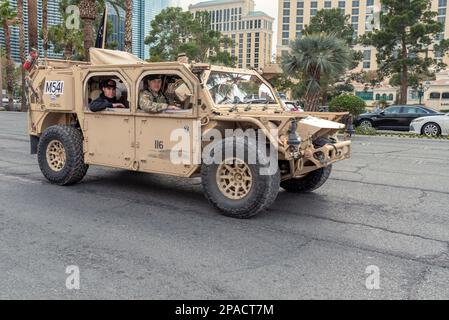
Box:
[27, 49, 351, 219]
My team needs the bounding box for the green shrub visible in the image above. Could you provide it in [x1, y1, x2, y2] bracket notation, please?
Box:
[441, 109, 449, 113]
[355, 126, 377, 136]
[329, 94, 367, 117]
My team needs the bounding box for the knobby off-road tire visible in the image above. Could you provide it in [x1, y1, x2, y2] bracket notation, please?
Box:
[281, 165, 333, 193]
[37, 125, 88, 186]
[201, 137, 280, 219]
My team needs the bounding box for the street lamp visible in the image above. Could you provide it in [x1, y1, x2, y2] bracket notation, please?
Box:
[415, 82, 430, 105]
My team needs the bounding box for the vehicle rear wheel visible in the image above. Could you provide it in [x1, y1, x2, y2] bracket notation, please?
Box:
[201, 137, 280, 219]
[281, 165, 332, 193]
[422, 122, 441, 137]
[37, 125, 88, 186]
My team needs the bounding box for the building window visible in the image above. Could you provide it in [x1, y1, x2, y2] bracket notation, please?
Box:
[297, 1, 304, 8]
[311, 1, 318, 8]
[325, 1, 332, 8]
[352, 0, 360, 7]
[439, 0, 447, 7]
[338, 1, 345, 9]
[429, 92, 441, 100]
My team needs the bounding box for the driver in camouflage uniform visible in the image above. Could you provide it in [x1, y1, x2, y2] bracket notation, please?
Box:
[139, 75, 181, 113]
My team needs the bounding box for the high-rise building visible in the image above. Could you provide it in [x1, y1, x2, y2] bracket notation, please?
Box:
[107, 4, 126, 51]
[189, 0, 274, 70]
[133, 0, 177, 60]
[0, 0, 63, 63]
[277, 0, 449, 71]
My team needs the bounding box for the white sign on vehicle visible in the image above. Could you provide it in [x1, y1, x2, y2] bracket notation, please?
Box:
[44, 81, 64, 95]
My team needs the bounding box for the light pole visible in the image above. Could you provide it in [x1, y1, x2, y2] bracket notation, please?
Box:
[416, 81, 430, 105]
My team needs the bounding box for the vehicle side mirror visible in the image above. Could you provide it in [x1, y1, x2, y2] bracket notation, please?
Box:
[379, 111, 385, 115]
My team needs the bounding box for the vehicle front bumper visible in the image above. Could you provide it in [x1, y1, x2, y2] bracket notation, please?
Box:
[409, 124, 421, 135]
[294, 140, 352, 176]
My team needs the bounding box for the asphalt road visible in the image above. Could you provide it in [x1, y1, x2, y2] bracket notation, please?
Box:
[1, 111, 449, 300]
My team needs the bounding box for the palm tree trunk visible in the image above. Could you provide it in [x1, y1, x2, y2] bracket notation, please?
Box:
[305, 91, 320, 112]
[124, 0, 133, 53]
[27, 0, 38, 50]
[18, 0, 27, 112]
[400, 35, 408, 105]
[2, 23, 14, 111]
[80, 0, 97, 61]
[42, 0, 48, 59]
[64, 44, 73, 60]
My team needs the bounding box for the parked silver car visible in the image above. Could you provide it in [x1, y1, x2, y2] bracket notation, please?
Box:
[410, 113, 449, 136]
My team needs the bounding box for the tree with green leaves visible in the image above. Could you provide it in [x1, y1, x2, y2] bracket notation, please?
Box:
[0, 0, 17, 111]
[47, 0, 85, 60]
[362, 0, 449, 104]
[304, 8, 355, 45]
[303, 8, 362, 104]
[282, 33, 352, 111]
[145, 8, 235, 66]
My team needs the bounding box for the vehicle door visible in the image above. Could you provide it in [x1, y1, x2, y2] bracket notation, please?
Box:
[134, 69, 201, 177]
[401, 106, 429, 128]
[376, 106, 402, 129]
[82, 71, 135, 169]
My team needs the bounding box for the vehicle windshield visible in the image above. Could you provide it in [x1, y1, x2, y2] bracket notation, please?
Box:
[206, 71, 278, 106]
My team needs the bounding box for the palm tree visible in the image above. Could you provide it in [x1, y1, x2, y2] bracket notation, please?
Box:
[47, 0, 84, 60]
[42, 0, 48, 58]
[124, 0, 132, 53]
[0, 0, 17, 111]
[17, 0, 27, 111]
[282, 33, 352, 112]
[27, 0, 38, 50]
[80, 0, 126, 61]
[79, 0, 97, 61]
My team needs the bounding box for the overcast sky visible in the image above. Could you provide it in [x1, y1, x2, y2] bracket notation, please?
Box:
[178, 0, 279, 55]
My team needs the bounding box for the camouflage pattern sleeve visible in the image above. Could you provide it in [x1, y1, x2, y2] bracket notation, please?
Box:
[139, 90, 169, 113]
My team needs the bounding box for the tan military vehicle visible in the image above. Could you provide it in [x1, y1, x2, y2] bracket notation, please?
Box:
[27, 49, 352, 219]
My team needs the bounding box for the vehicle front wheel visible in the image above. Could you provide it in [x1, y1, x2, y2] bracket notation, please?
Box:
[37, 125, 89, 186]
[359, 119, 373, 130]
[201, 137, 280, 219]
[281, 165, 332, 193]
[422, 122, 441, 137]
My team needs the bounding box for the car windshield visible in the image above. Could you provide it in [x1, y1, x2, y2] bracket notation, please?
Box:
[206, 71, 277, 106]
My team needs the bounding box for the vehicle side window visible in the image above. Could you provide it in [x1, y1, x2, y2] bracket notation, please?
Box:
[137, 74, 193, 115]
[416, 108, 428, 114]
[384, 107, 401, 114]
[404, 107, 418, 114]
[86, 75, 130, 112]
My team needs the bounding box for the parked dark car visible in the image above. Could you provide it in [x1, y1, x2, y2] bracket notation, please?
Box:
[356, 105, 443, 131]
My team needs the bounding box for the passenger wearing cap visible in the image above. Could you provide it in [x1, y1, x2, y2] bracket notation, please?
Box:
[89, 79, 127, 112]
[139, 75, 180, 113]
